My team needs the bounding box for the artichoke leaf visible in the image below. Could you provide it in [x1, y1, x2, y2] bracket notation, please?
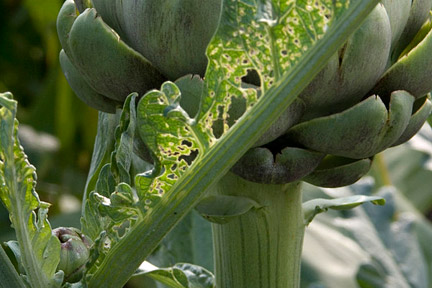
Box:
[303, 195, 385, 225]
[199, 0, 345, 139]
[136, 82, 206, 199]
[133, 261, 215, 288]
[0, 243, 26, 288]
[0, 93, 63, 287]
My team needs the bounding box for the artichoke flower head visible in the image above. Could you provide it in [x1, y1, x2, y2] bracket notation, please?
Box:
[57, 0, 222, 112]
[231, 1, 432, 187]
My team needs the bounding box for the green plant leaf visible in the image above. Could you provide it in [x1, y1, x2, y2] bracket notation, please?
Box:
[87, 1, 381, 286]
[301, 180, 429, 288]
[370, 124, 432, 212]
[303, 195, 385, 225]
[136, 81, 206, 200]
[0, 92, 63, 287]
[134, 262, 215, 288]
[0, 244, 25, 288]
[353, 189, 428, 288]
[148, 210, 214, 272]
[301, 180, 431, 288]
[81, 93, 159, 279]
[81, 164, 115, 241]
[82, 111, 121, 213]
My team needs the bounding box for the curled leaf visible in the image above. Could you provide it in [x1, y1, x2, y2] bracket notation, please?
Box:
[303, 195, 385, 225]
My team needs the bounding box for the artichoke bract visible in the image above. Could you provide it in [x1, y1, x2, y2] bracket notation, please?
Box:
[57, 0, 222, 113]
[58, 1, 432, 188]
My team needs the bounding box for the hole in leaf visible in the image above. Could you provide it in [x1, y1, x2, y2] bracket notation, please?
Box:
[241, 69, 261, 86]
[227, 95, 247, 127]
[181, 140, 193, 147]
[179, 149, 199, 165]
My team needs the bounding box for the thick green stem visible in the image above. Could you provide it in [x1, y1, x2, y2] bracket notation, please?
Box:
[212, 173, 305, 288]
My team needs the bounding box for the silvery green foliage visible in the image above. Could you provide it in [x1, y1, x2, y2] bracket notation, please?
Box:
[301, 180, 431, 288]
[375, 124, 432, 212]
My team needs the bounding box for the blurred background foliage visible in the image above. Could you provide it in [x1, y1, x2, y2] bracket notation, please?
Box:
[0, 0, 98, 241]
[0, 1, 432, 287]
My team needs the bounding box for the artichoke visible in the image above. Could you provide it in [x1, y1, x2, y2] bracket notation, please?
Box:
[57, 1, 432, 187]
[52, 227, 92, 283]
[57, 0, 221, 113]
[231, 1, 432, 186]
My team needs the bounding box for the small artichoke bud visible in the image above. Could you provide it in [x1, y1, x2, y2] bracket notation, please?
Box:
[53, 227, 92, 283]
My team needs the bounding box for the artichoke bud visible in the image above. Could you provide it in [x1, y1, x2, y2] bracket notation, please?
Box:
[53, 227, 92, 283]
